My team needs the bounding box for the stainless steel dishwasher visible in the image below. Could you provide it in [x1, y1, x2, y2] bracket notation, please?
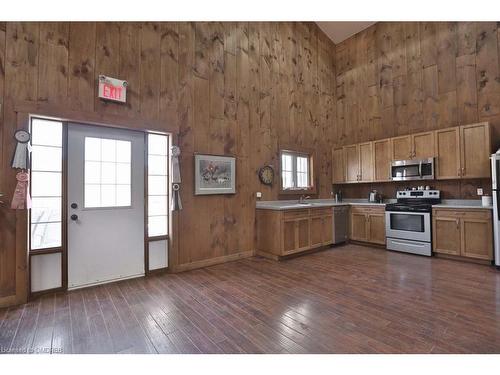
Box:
[332, 206, 349, 244]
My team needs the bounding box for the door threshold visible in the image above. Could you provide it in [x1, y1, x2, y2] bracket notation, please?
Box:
[67, 272, 145, 291]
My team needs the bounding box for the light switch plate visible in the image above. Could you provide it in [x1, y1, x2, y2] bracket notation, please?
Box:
[477, 188, 483, 196]
[256, 192, 262, 198]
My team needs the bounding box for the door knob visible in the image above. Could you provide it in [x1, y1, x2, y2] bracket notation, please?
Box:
[71, 203, 78, 209]
[71, 214, 78, 221]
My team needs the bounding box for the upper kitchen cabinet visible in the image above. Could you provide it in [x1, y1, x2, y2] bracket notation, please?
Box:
[460, 122, 491, 179]
[359, 142, 374, 183]
[435, 127, 461, 179]
[412, 131, 435, 159]
[342, 143, 374, 183]
[332, 147, 345, 184]
[391, 135, 412, 160]
[344, 144, 360, 183]
[373, 138, 392, 181]
[435, 122, 491, 180]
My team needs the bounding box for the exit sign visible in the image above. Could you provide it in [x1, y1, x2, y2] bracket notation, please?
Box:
[98, 75, 127, 103]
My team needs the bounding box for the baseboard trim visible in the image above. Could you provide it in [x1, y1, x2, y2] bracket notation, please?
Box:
[171, 250, 255, 273]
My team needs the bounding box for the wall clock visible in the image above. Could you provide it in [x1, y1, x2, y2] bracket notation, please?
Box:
[258, 165, 274, 186]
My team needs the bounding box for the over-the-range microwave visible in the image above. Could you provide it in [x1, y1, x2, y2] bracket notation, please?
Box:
[391, 157, 434, 181]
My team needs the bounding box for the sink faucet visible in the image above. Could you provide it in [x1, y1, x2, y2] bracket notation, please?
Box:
[299, 195, 311, 204]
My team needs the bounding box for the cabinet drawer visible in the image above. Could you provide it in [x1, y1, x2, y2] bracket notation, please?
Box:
[351, 205, 384, 214]
[310, 208, 332, 217]
[283, 210, 310, 220]
[433, 208, 491, 220]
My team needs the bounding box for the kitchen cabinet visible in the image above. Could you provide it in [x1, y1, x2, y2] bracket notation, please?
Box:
[435, 122, 491, 180]
[460, 122, 491, 178]
[256, 207, 334, 259]
[342, 143, 373, 183]
[373, 138, 392, 181]
[432, 208, 493, 261]
[359, 142, 374, 182]
[332, 147, 345, 183]
[350, 205, 386, 245]
[412, 131, 435, 159]
[344, 144, 360, 183]
[392, 135, 412, 160]
[332, 122, 491, 185]
[435, 127, 461, 179]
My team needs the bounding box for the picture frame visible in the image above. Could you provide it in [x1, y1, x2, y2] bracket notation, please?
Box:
[194, 154, 236, 195]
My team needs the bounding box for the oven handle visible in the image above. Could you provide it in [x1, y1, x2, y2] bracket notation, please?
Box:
[419, 160, 422, 178]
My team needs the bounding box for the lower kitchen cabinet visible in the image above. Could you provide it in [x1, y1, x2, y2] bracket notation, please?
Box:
[256, 207, 335, 259]
[432, 208, 493, 261]
[350, 205, 386, 245]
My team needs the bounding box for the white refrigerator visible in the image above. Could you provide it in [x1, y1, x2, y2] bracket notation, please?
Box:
[490, 153, 500, 267]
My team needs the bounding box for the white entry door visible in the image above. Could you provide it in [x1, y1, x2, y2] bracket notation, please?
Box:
[67, 123, 145, 289]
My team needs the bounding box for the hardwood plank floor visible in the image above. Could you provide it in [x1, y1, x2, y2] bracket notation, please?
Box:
[1, 244, 500, 354]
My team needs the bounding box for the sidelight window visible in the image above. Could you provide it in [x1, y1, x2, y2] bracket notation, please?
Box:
[147, 134, 169, 237]
[30, 118, 63, 250]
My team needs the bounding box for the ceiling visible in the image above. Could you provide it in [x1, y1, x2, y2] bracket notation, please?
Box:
[315, 22, 376, 44]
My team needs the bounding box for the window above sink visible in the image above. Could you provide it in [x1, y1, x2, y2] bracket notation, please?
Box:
[279, 147, 316, 195]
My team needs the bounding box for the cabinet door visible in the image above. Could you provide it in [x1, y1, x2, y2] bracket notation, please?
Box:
[297, 218, 310, 251]
[310, 216, 323, 248]
[350, 212, 368, 241]
[359, 142, 374, 182]
[433, 216, 461, 255]
[322, 215, 333, 245]
[332, 147, 345, 183]
[412, 131, 435, 159]
[461, 218, 493, 260]
[392, 135, 412, 160]
[373, 139, 392, 181]
[461, 123, 491, 178]
[368, 214, 386, 245]
[344, 144, 360, 182]
[435, 127, 461, 179]
[283, 220, 297, 253]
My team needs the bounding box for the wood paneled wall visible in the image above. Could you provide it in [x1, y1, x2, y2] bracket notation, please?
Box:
[332, 22, 500, 199]
[0, 22, 336, 306]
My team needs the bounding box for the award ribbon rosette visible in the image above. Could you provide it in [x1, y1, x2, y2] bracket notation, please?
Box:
[171, 146, 182, 211]
[11, 171, 32, 210]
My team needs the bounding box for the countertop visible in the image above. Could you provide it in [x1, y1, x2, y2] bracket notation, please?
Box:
[256, 198, 493, 211]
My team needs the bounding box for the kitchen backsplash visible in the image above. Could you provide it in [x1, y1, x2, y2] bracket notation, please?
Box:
[332, 178, 492, 200]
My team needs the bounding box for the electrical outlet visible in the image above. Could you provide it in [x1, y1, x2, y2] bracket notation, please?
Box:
[256, 192, 262, 198]
[477, 188, 483, 196]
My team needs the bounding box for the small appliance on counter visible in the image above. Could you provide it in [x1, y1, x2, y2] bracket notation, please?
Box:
[385, 189, 441, 256]
[368, 190, 382, 203]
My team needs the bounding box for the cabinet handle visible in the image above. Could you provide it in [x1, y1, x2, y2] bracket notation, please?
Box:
[458, 168, 461, 177]
[456, 218, 459, 229]
[462, 167, 465, 176]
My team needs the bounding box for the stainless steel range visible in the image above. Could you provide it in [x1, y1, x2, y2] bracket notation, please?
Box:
[385, 189, 441, 256]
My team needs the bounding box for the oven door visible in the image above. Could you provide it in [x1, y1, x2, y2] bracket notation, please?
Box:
[385, 211, 431, 242]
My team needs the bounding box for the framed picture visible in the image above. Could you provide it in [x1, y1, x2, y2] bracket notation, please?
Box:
[194, 154, 236, 195]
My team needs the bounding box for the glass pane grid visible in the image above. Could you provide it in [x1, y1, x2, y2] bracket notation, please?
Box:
[147, 134, 169, 237]
[281, 152, 311, 190]
[84, 137, 132, 208]
[30, 119, 63, 251]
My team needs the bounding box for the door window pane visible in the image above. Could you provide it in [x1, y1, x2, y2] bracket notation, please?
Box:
[31, 222, 62, 249]
[31, 197, 62, 223]
[148, 216, 168, 237]
[31, 146, 62, 172]
[84, 137, 131, 208]
[31, 119, 62, 147]
[31, 172, 62, 197]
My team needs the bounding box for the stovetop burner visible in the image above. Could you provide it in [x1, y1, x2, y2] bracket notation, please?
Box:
[385, 202, 433, 213]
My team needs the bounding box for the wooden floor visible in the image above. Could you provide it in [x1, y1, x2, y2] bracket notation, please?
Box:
[1, 244, 500, 354]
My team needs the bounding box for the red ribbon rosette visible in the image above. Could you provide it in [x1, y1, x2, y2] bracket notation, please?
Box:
[11, 171, 31, 210]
